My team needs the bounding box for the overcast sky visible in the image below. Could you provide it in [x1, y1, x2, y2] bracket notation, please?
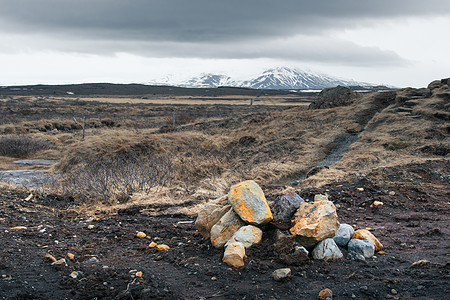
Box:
[1, 0, 449, 87]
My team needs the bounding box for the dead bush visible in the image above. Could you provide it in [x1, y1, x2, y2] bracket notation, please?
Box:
[57, 152, 172, 204]
[0, 137, 56, 158]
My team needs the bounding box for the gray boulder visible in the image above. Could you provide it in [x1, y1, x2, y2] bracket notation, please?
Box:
[271, 192, 305, 230]
[347, 239, 375, 258]
[333, 224, 354, 247]
[309, 86, 359, 109]
[312, 238, 343, 260]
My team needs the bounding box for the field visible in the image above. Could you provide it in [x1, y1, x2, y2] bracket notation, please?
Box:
[0, 82, 449, 299]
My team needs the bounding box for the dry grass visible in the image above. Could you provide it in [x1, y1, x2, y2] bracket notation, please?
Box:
[1, 86, 448, 213]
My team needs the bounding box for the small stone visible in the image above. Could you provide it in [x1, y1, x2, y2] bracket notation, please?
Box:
[389, 191, 396, 196]
[87, 257, 99, 263]
[223, 242, 245, 268]
[318, 288, 333, 299]
[52, 258, 68, 266]
[136, 232, 146, 238]
[225, 225, 263, 248]
[44, 254, 57, 263]
[211, 276, 217, 281]
[391, 289, 398, 295]
[10, 226, 27, 230]
[352, 229, 383, 251]
[333, 224, 354, 247]
[149, 242, 157, 248]
[156, 244, 170, 251]
[272, 268, 291, 281]
[67, 253, 75, 260]
[411, 259, 431, 268]
[87, 225, 95, 229]
[135, 271, 143, 278]
[228, 180, 273, 225]
[312, 238, 343, 260]
[294, 245, 309, 256]
[347, 239, 375, 258]
[356, 188, 364, 192]
[69, 271, 79, 279]
[370, 201, 383, 208]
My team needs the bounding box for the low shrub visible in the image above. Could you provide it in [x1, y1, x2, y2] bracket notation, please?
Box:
[0, 137, 56, 158]
[57, 152, 172, 204]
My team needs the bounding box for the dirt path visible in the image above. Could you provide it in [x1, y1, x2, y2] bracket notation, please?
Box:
[1, 161, 448, 299]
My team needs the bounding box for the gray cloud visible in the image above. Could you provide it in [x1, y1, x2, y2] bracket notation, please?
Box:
[0, 0, 448, 64]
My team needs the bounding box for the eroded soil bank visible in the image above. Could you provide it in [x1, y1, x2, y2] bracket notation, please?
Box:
[0, 161, 448, 299]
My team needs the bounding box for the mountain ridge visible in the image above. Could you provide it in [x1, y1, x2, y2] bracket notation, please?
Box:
[176, 67, 372, 90]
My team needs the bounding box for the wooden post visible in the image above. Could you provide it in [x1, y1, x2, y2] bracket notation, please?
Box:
[250, 98, 253, 114]
[173, 109, 176, 127]
[82, 116, 86, 140]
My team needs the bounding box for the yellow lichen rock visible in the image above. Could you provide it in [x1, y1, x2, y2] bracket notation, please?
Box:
[228, 180, 273, 225]
[290, 200, 340, 248]
[148, 242, 157, 248]
[352, 229, 383, 251]
[223, 242, 245, 268]
[210, 209, 245, 248]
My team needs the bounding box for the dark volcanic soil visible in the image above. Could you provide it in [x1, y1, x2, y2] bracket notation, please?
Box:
[0, 161, 449, 299]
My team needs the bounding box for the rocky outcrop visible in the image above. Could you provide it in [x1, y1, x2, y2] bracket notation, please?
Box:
[289, 200, 340, 248]
[228, 180, 273, 225]
[309, 86, 359, 109]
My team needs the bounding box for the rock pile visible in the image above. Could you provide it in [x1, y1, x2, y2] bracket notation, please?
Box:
[196, 180, 383, 268]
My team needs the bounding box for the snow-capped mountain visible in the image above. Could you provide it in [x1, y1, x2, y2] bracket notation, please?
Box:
[153, 67, 372, 90]
[241, 67, 367, 90]
[179, 73, 237, 88]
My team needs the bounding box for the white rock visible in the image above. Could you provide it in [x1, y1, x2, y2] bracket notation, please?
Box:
[312, 238, 343, 260]
[272, 268, 291, 281]
[225, 225, 263, 248]
[333, 224, 354, 247]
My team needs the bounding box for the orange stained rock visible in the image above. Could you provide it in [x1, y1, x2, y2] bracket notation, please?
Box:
[156, 244, 170, 251]
[148, 242, 157, 248]
[135, 271, 143, 278]
[229, 180, 272, 225]
[67, 253, 75, 260]
[318, 288, 333, 299]
[352, 229, 383, 251]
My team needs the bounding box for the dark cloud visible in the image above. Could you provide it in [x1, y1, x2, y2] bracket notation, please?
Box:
[0, 0, 448, 64]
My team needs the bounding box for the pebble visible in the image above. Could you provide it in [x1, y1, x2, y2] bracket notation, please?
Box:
[391, 289, 398, 295]
[69, 271, 79, 279]
[10, 226, 27, 230]
[87, 257, 99, 263]
[272, 268, 291, 281]
[318, 288, 333, 299]
[67, 253, 75, 260]
[149, 242, 157, 248]
[87, 225, 95, 229]
[44, 254, 57, 263]
[136, 271, 143, 278]
[333, 224, 354, 247]
[51, 258, 68, 266]
[136, 232, 146, 238]
[156, 244, 170, 251]
[211, 276, 217, 281]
